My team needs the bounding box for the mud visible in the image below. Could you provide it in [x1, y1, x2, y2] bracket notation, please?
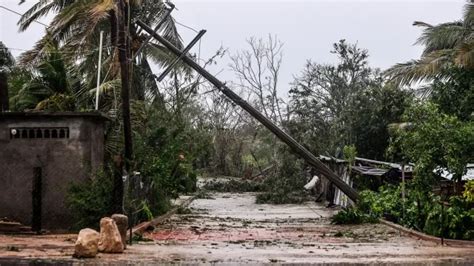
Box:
[0, 192, 473, 265]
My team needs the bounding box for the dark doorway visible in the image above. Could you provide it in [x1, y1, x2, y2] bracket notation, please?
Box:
[32, 167, 42, 233]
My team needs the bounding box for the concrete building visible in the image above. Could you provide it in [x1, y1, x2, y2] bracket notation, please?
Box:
[0, 112, 107, 230]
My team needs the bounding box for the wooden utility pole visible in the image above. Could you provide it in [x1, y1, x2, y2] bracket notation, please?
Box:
[110, 0, 133, 215]
[118, 0, 133, 171]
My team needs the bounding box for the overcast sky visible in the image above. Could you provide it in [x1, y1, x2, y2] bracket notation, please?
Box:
[0, 0, 467, 95]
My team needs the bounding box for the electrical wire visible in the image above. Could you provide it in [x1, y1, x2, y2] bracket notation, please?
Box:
[0, 5, 47, 27]
[174, 19, 202, 64]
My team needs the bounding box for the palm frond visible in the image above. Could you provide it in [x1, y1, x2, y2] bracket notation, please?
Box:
[18, 0, 55, 32]
[463, 0, 474, 26]
[455, 39, 474, 68]
[413, 21, 433, 28]
[88, 79, 121, 96]
[0, 42, 15, 71]
[384, 50, 455, 86]
[17, 34, 51, 66]
[415, 21, 465, 55]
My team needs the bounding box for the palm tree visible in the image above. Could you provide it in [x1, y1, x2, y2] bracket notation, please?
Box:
[9, 37, 78, 111]
[0, 42, 15, 111]
[18, 0, 182, 104]
[385, 1, 474, 86]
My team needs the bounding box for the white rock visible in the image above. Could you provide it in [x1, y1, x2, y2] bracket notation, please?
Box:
[74, 228, 99, 258]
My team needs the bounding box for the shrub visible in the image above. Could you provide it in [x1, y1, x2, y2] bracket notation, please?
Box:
[66, 168, 114, 231]
[463, 180, 474, 203]
[423, 196, 474, 240]
[341, 184, 474, 240]
[331, 207, 378, 225]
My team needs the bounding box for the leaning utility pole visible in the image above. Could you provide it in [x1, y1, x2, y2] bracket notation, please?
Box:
[136, 20, 359, 202]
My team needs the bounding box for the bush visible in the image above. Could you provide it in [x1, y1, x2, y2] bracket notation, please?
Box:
[331, 207, 378, 225]
[424, 196, 474, 240]
[342, 184, 474, 240]
[463, 180, 474, 203]
[66, 169, 114, 231]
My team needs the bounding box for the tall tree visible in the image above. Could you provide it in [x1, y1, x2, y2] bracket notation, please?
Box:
[230, 35, 287, 126]
[351, 84, 412, 160]
[289, 40, 381, 155]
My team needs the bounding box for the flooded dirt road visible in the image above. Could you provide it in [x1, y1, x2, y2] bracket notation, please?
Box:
[1, 192, 473, 265]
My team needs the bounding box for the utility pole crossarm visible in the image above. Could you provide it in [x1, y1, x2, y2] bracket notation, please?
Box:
[135, 20, 359, 202]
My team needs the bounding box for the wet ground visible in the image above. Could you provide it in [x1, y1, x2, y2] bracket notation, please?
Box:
[1, 192, 474, 265]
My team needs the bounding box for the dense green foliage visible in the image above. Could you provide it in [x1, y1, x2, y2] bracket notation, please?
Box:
[331, 207, 375, 225]
[66, 168, 115, 231]
[464, 180, 474, 203]
[390, 103, 474, 188]
[333, 185, 474, 240]
[288, 40, 410, 160]
[366, 2, 474, 241]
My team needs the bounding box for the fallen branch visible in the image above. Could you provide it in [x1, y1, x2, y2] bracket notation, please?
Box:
[129, 195, 197, 237]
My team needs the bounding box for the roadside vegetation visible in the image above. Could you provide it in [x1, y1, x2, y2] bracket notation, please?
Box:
[333, 2, 474, 241]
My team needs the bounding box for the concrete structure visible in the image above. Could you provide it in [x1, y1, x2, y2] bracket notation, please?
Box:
[0, 112, 108, 230]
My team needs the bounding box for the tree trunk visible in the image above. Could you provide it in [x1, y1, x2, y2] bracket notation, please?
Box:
[0, 72, 9, 111]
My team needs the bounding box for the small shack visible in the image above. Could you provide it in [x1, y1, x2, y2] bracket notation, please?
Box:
[0, 112, 107, 231]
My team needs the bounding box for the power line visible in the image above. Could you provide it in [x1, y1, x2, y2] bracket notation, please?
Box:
[0, 5, 48, 27]
[1, 46, 117, 55]
[174, 20, 198, 33]
[174, 19, 202, 69]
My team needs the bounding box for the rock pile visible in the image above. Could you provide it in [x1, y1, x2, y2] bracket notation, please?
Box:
[73, 214, 128, 258]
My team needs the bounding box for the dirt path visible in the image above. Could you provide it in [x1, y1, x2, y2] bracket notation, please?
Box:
[0, 192, 473, 265]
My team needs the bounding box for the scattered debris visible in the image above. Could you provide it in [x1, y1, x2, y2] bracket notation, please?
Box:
[176, 207, 192, 215]
[6, 245, 20, 252]
[202, 178, 263, 193]
[0, 218, 33, 234]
